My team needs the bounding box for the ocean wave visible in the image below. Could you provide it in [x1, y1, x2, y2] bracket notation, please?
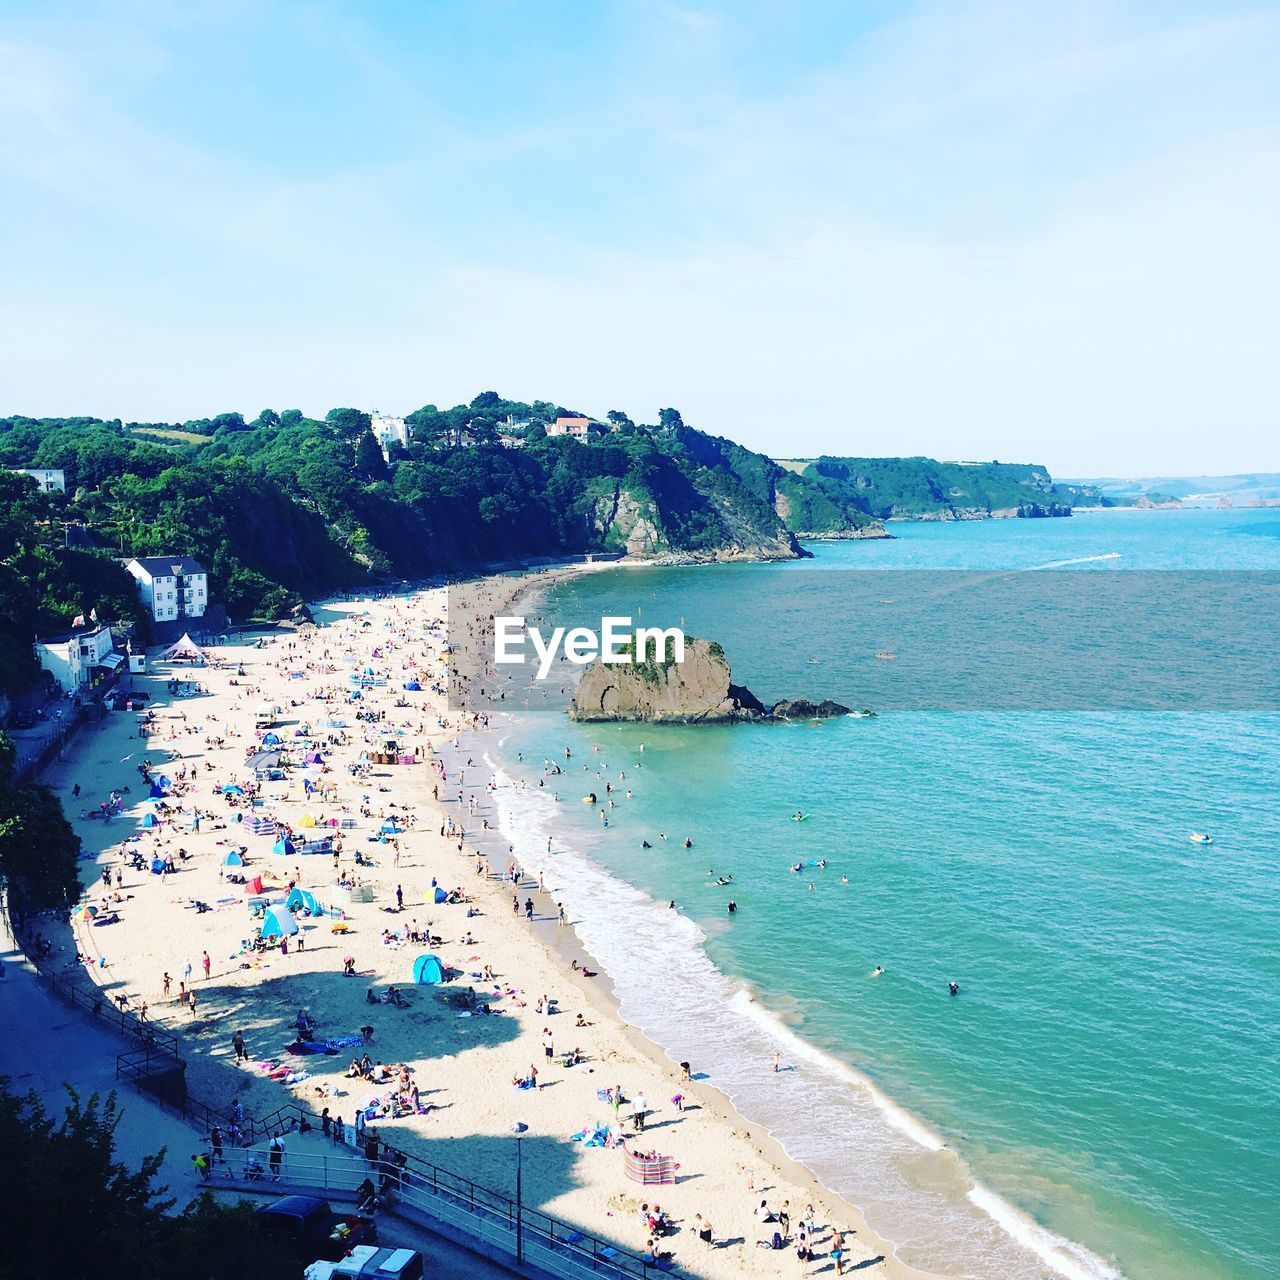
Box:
[471, 737, 1125, 1280]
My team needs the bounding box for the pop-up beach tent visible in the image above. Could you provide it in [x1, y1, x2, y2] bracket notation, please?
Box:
[260, 731, 281, 746]
[261, 906, 298, 938]
[222, 848, 246, 867]
[299, 813, 317, 829]
[161, 633, 204, 661]
[433, 887, 448, 904]
[285, 887, 321, 916]
[245, 815, 276, 836]
[140, 812, 159, 829]
[273, 837, 296, 857]
[412, 954, 444, 985]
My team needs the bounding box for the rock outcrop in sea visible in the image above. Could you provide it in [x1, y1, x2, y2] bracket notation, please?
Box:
[569, 637, 854, 724]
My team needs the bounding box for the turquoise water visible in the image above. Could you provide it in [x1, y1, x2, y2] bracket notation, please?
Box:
[483, 511, 1280, 1280]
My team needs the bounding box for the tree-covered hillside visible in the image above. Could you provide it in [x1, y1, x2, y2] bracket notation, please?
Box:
[786, 456, 1077, 519]
[0, 395, 880, 696]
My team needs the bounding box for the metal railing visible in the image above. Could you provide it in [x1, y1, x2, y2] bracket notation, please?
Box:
[20, 945, 655, 1278]
[38, 961, 181, 1056]
[206, 1145, 654, 1279]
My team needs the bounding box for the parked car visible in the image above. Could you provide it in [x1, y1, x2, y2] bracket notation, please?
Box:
[255, 1195, 377, 1261]
[305, 1245, 424, 1280]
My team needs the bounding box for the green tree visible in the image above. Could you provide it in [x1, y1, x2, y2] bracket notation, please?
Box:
[0, 735, 81, 914]
[658, 407, 684, 432]
[354, 430, 389, 480]
[325, 407, 372, 440]
[0, 1082, 292, 1280]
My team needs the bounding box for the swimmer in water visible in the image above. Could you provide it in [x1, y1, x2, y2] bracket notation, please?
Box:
[642, 840, 653, 849]
[872, 965, 883, 977]
[948, 981, 959, 997]
[683, 837, 692, 848]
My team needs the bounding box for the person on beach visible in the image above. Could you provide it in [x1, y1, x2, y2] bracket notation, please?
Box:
[202, 950, 211, 980]
[695, 1214, 713, 1248]
[232, 1028, 247, 1062]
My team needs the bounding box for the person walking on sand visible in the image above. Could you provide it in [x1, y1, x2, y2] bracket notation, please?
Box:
[162, 972, 171, 999]
[524, 897, 534, 921]
[396, 884, 403, 910]
[696, 1214, 713, 1249]
[542, 1027, 554, 1063]
[188, 990, 198, 1018]
[632, 1092, 647, 1132]
[202, 950, 211, 980]
[232, 1029, 247, 1062]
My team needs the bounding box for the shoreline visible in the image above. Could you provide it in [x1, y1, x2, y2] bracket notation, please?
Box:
[30, 564, 936, 1280]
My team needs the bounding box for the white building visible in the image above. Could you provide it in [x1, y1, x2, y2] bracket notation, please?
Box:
[372, 414, 409, 458]
[10, 468, 66, 492]
[546, 416, 595, 441]
[126, 556, 209, 623]
[34, 625, 122, 694]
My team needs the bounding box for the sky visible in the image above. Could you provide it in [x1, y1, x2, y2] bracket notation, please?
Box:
[1, 0, 1278, 475]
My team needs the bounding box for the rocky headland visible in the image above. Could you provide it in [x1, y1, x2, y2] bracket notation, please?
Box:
[569, 636, 858, 724]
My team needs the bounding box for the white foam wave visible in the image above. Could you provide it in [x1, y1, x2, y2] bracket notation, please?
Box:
[727, 989, 946, 1153]
[968, 1184, 1125, 1280]
[1024, 552, 1122, 570]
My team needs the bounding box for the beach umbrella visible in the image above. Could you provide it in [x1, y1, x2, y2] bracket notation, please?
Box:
[71, 904, 99, 921]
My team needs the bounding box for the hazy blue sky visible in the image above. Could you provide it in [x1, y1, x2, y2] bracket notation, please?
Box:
[2, 1, 1277, 473]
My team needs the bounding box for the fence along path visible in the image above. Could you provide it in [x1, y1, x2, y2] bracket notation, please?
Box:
[28, 960, 652, 1277]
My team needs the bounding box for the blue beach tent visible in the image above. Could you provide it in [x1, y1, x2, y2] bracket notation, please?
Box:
[260, 906, 299, 938]
[412, 954, 444, 985]
[433, 887, 448, 904]
[273, 837, 296, 857]
[150, 857, 167, 875]
[285, 887, 321, 916]
[222, 848, 245, 867]
[140, 812, 159, 829]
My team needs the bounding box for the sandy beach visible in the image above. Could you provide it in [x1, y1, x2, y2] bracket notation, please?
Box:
[33, 568, 944, 1280]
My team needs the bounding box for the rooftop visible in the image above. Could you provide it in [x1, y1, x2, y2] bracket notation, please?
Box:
[129, 555, 207, 577]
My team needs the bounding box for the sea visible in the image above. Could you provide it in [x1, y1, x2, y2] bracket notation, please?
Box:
[474, 509, 1280, 1280]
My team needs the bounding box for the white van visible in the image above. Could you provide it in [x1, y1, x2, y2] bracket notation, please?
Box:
[254, 704, 279, 728]
[305, 1246, 424, 1280]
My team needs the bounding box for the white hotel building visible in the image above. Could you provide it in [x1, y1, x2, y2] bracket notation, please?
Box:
[126, 556, 210, 623]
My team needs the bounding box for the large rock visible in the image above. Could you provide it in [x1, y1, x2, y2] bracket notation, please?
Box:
[769, 697, 852, 720]
[570, 638, 854, 724]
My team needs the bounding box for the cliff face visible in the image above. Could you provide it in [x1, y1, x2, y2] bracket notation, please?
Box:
[570, 638, 851, 724]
